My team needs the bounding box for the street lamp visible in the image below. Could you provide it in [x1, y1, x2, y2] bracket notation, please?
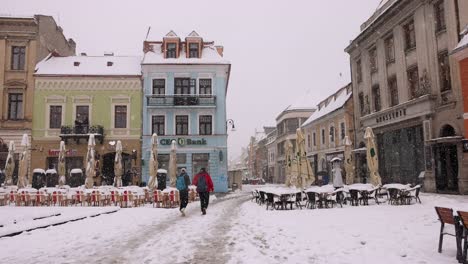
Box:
[227, 119, 236, 131]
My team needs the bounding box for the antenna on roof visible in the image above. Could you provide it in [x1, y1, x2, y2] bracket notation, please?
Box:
[145, 26, 151, 40]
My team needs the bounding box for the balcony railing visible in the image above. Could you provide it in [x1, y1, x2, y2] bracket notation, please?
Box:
[147, 95, 216, 107]
[60, 125, 105, 144]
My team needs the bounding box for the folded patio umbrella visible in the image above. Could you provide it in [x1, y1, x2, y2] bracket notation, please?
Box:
[85, 134, 96, 188]
[169, 140, 177, 188]
[114, 140, 123, 187]
[58, 141, 66, 187]
[148, 133, 158, 190]
[17, 134, 29, 189]
[284, 139, 295, 187]
[344, 136, 354, 185]
[4, 141, 15, 186]
[364, 127, 382, 186]
[296, 128, 315, 189]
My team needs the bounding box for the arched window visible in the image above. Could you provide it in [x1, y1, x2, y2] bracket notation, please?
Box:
[440, 125, 456, 137]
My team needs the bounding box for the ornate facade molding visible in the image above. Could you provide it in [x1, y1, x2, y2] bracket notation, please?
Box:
[35, 78, 141, 91]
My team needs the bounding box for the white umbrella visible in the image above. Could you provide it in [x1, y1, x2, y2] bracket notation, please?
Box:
[284, 139, 296, 187]
[58, 141, 66, 187]
[85, 134, 96, 188]
[17, 135, 29, 188]
[296, 128, 315, 189]
[344, 136, 354, 185]
[114, 140, 123, 187]
[364, 127, 382, 186]
[168, 140, 177, 188]
[4, 141, 15, 186]
[148, 134, 158, 190]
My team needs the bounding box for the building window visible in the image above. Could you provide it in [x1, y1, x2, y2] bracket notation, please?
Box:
[372, 85, 381, 112]
[114, 105, 127, 129]
[286, 119, 299, 133]
[307, 134, 311, 148]
[434, 1, 446, 32]
[176, 115, 189, 135]
[388, 77, 399, 106]
[321, 129, 325, 145]
[199, 115, 212, 135]
[329, 126, 335, 144]
[8, 93, 23, 120]
[199, 79, 212, 95]
[369, 47, 378, 73]
[189, 43, 199, 58]
[166, 43, 177, 58]
[11, 46, 26, 70]
[403, 20, 416, 51]
[356, 59, 362, 83]
[407, 66, 419, 99]
[358, 92, 365, 116]
[385, 35, 395, 63]
[313, 132, 316, 146]
[175, 78, 195, 94]
[438, 51, 451, 92]
[152, 115, 165, 136]
[340, 122, 345, 141]
[152, 79, 165, 95]
[76, 106, 89, 124]
[49, 105, 62, 129]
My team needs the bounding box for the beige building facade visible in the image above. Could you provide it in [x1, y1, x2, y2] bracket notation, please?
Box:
[0, 15, 75, 175]
[345, 0, 468, 193]
[302, 84, 354, 183]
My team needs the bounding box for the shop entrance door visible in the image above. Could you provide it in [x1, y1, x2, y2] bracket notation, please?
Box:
[434, 144, 458, 192]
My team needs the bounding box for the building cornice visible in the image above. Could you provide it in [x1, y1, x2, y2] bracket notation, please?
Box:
[35, 78, 142, 91]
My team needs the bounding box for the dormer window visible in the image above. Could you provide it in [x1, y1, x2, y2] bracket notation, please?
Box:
[74, 61, 80, 66]
[189, 43, 199, 58]
[166, 43, 177, 58]
[107, 61, 113, 66]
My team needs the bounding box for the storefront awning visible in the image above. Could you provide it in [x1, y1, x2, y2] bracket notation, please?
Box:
[427, 136, 463, 144]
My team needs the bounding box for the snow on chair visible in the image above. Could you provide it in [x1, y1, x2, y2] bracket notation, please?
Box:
[9, 191, 16, 205]
[169, 190, 175, 208]
[121, 190, 129, 208]
[52, 191, 59, 206]
[153, 190, 161, 208]
[110, 190, 119, 206]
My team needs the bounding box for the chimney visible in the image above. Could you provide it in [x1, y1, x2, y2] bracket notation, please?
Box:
[68, 38, 76, 53]
[107, 61, 113, 66]
[104, 52, 114, 56]
[73, 61, 80, 66]
[80, 52, 87, 56]
[215, 45, 224, 57]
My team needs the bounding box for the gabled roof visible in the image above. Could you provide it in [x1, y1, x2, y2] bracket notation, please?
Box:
[165, 30, 178, 38]
[187, 30, 200, 37]
[35, 54, 142, 76]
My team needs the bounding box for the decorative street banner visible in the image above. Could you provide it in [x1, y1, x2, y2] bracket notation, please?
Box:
[159, 138, 207, 146]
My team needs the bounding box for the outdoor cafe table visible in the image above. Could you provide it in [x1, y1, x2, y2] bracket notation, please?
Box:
[256, 187, 301, 210]
[305, 185, 336, 208]
[382, 183, 411, 190]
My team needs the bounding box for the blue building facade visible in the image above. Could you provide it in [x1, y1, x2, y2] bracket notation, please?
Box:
[141, 31, 231, 192]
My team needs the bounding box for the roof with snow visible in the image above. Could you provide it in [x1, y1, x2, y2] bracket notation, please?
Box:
[35, 55, 142, 76]
[302, 85, 352, 127]
[453, 25, 468, 54]
[142, 30, 230, 65]
[282, 91, 317, 112]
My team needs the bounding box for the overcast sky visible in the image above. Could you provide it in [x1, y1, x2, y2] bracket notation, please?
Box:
[3, 0, 382, 159]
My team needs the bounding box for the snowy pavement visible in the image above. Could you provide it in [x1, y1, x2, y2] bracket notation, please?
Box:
[0, 186, 467, 264]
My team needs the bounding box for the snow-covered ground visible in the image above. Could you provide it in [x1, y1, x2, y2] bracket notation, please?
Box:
[0, 186, 466, 264]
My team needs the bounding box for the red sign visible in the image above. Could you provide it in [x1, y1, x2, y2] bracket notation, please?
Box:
[48, 149, 78, 156]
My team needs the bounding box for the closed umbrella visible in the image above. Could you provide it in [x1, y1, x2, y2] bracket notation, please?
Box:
[17, 134, 29, 188]
[296, 128, 315, 189]
[168, 140, 177, 188]
[4, 141, 15, 186]
[344, 136, 354, 185]
[114, 140, 123, 187]
[364, 127, 382, 186]
[147, 133, 158, 190]
[284, 139, 295, 187]
[85, 134, 96, 188]
[58, 141, 66, 187]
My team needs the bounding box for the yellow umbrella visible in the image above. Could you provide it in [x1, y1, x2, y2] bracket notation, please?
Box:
[364, 127, 382, 186]
[85, 134, 96, 188]
[296, 128, 315, 189]
[58, 141, 66, 187]
[17, 134, 29, 188]
[168, 140, 177, 188]
[344, 136, 354, 185]
[114, 140, 123, 187]
[148, 134, 158, 190]
[4, 141, 15, 186]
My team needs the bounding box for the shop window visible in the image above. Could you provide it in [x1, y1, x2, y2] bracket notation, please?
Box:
[49, 105, 62, 129]
[11, 46, 26, 70]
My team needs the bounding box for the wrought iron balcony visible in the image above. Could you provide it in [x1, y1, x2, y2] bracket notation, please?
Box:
[146, 95, 216, 107]
[59, 125, 105, 144]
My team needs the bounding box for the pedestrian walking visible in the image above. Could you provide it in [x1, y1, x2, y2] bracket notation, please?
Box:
[192, 168, 214, 215]
[176, 168, 191, 216]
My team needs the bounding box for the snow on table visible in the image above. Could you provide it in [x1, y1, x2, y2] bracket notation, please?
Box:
[305, 184, 336, 194]
[382, 183, 412, 190]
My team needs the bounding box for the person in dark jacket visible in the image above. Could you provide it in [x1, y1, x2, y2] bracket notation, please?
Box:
[176, 168, 191, 216]
[192, 168, 214, 215]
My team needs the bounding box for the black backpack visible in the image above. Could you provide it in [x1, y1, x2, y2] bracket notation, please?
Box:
[197, 174, 208, 192]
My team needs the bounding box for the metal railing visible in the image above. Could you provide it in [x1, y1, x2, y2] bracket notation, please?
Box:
[147, 95, 216, 106]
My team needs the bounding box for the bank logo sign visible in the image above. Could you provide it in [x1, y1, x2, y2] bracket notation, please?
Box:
[160, 138, 207, 146]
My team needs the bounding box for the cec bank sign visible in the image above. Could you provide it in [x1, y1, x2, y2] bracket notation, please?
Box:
[160, 138, 207, 146]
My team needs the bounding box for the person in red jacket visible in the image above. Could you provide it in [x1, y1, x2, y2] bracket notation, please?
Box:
[192, 168, 214, 215]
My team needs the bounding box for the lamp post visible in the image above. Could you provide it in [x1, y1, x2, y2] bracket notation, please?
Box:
[226, 119, 236, 131]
